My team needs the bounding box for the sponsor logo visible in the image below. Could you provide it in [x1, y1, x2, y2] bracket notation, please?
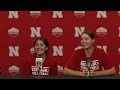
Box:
[8, 27, 19, 38]
[96, 27, 107, 37]
[8, 65, 19, 75]
[52, 27, 63, 37]
[74, 11, 85, 18]
[30, 11, 41, 18]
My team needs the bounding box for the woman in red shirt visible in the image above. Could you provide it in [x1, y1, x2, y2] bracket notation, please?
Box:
[22, 37, 58, 76]
[63, 30, 116, 77]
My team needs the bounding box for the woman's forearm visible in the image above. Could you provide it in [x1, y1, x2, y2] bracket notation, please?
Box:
[94, 67, 116, 76]
[63, 67, 85, 77]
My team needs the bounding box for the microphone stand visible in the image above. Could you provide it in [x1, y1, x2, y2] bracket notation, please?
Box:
[85, 57, 93, 79]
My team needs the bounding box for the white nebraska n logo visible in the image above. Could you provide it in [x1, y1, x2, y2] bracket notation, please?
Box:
[74, 27, 85, 37]
[8, 11, 19, 18]
[9, 46, 19, 56]
[30, 27, 41, 37]
[53, 46, 63, 56]
[97, 11, 107, 18]
[53, 11, 63, 18]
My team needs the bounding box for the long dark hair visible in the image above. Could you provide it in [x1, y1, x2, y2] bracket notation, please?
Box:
[81, 30, 95, 47]
[81, 30, 95, 40]
[34, 37, 49, 53]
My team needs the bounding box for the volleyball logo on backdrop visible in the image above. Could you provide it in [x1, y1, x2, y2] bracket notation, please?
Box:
[96, 27, 107, 37]
[52, 27, 63, 37]
[74, 11, 85, 18]
[8, 27, 19, 38]
[30, 11, 41, 18]
[8, 65, 20, 75]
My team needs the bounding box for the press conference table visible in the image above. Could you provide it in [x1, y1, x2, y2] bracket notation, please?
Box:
[0, 75, 119, 79]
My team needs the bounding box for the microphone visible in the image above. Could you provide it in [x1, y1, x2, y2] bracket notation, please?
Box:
[35, 58, 43, 75]
[86, 57, 92, 77]
[86, 57, 92, 70]
[36, 58, 43, 68]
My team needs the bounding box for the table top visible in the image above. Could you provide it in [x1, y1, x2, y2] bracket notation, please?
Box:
[0, 75, 118, 79]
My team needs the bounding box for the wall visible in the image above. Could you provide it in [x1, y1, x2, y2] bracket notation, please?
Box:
[0, 11, 120, 76]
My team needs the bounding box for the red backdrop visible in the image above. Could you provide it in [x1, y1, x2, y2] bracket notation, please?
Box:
[0, 11, 120, 76]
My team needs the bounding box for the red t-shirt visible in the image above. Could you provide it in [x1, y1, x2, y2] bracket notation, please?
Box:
[22, 54, 58, 76]
[65, 47, 113, 71]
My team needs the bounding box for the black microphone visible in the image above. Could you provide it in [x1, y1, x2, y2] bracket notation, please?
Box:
[86, 57, 92, 70]
[86, 57, 92, 77]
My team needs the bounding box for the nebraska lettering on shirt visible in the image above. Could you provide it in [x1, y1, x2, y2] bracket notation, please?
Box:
[80, 59, 99, 71]
[65, 47, 111, 71]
